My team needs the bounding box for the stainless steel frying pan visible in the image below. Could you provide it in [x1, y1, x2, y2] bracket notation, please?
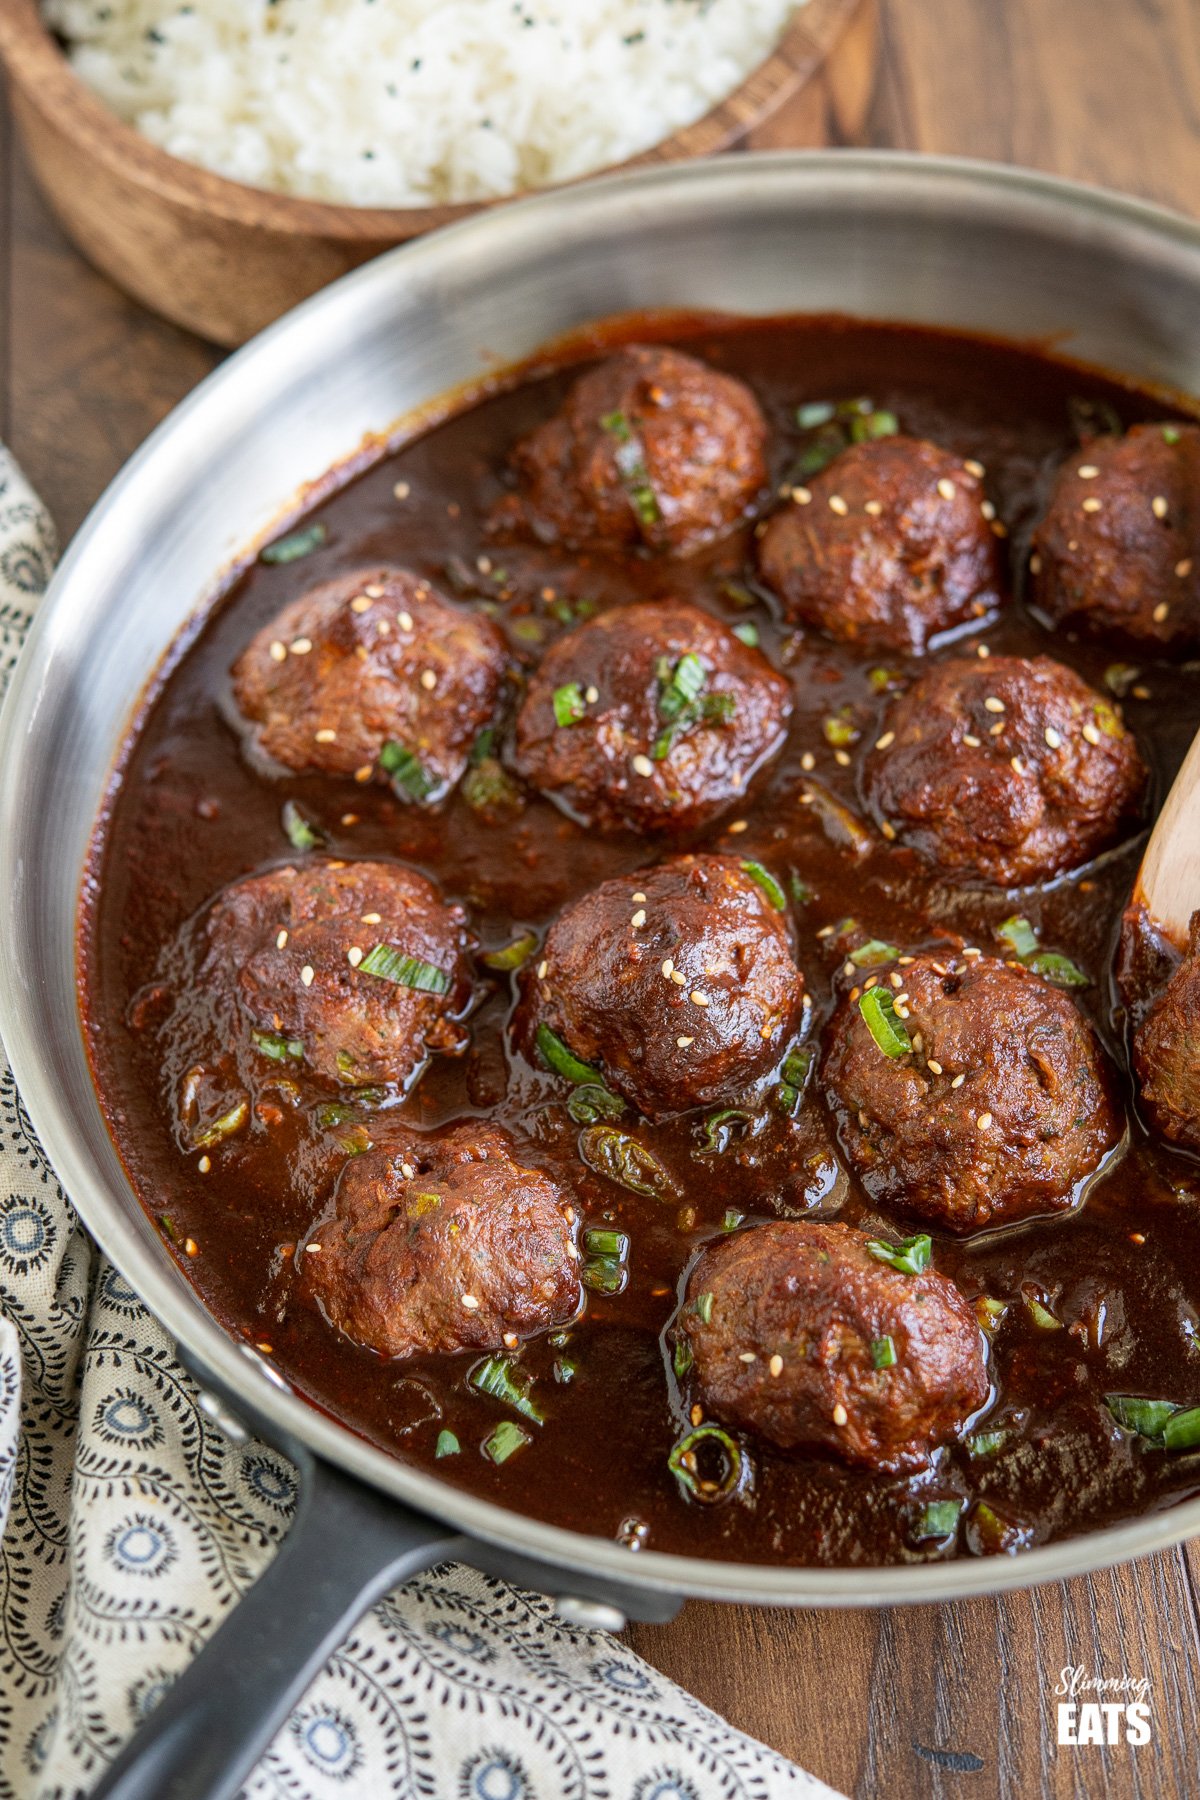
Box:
[4, 151, 1200, 1800]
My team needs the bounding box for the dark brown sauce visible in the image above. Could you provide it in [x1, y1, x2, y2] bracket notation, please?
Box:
[80, 317, 1200, 1568]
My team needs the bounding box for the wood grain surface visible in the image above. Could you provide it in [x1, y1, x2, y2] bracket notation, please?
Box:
[4, 4, 1200, 1795]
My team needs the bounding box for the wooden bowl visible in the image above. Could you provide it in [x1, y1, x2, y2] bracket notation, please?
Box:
[0, 0, 877, 346]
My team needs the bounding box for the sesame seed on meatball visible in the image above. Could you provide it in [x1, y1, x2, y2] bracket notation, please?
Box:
[864, 654, 1147, 886]
[232, 567, 506, 800]
[490, 345, 768, 557]
[680, 1220, 988, 1472]
[303, 1121, 582, 1358]
[822, 951, 1122, 1232]
[758, 436, 1004, 653]
[1030, 423, 1200, 647]
[520, 854, 806, 1120]
[514, 599, 791, 834]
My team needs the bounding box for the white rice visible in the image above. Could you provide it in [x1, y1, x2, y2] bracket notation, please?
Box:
[43, 0, 801, 207]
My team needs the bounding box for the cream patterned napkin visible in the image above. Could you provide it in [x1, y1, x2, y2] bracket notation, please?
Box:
[0, 445, 845, 1800]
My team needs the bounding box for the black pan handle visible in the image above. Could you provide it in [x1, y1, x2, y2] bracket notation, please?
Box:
[90, 1362, 680, 1800]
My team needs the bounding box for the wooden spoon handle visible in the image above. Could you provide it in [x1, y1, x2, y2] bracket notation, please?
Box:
[1135, 726, 1200, 949]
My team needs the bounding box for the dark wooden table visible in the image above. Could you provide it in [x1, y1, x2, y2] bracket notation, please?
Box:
[4, 4, 1200, 1795]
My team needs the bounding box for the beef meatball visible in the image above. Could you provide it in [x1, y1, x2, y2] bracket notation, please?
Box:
[1134, 909, 1200, 1153]
[303, 1122, 581, 1358]
[680, 1221, 988, 1473]
[522, 854, 806, 1120]
[757, 436, 1003, 653]
[198, 860, 472, 1088]
[864, 654, 1146, 886]
[232, 567, 506, 799]
[491, 345, 767, 557]
[514, 600, 791, 834]
[822, 951, 1121, 1232]
[1030, 423, 1200, 647]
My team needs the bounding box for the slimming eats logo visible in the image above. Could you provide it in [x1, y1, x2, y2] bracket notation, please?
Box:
[1054, 1667, 1152, 1746]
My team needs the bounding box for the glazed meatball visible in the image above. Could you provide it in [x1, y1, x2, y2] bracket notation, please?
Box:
[522, 854, 806, 1120]
[491, 345, 767, 557]
[757, 436, 1003, 653]
[822, 951, 1121, 1232]
[864, 655, 1146, 886]
[196, 860, 472, 1088]
[1030, 424, 1200, 647]
[1134, 910, 1200, 1153]
[681, 1221, 988, 1473]
[303, 1122, 581, 1358]
[232, 567, 506, 799]
[514, 600, 791, 834]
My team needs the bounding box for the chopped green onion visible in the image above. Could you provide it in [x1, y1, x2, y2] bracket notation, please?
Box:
[849, 938, 899, 967]
[997, 915, 1039, 959]
[566, 1083, 626, 1125]
[822, 706, 859, 747]
[1163, 1407, 1200, 1451]
[912, 1499, 963, 1542]
[252, 1031, 304, 1063]
[668, 1425, 744, 1503]
[867, 666, 902, 693]
[158, 1214, 179, 1242]
[658, 653, 707, 722]
[583, 1256, 626, 1294]
[481, 932, 538, 972]
[871, 1335, 897, 1370]
[802, 781, 873, 855]
[281, 800, 322, 852]
[796, 400, 836, 429]
[358, 945, 451, 994]
[553, 1356, 577, 1385]
[722, 580, 758, 609]
[552, 683, 586, 728]
[858, 986, 912, 1058]
[673, 1338, 694, 1378]
[379, 740, 436, 802]
[1091, 698, 1125, 739]
[462, 756, 522, 815]
[693, 1291, 714, 1325]
[732, 621, 760, 647]
[469, 1355, 543, 1423]
[866, 1233, 931, 1276]
[536, 1024, 604, 1088]
[1103, 663, 1141, 698]
[435, 1430, 460, 1458]
[695, 1108, 752, 1156]
[604, 414, 661, 525]
[975, 1296, 1008, 1335]
[260, 522, 327, 564]
[721, 1208, 744, 1232]
[1163, 424, 1182, 445]
[511, 618, 546, 644]
[192, 1099, 249, 1149]
[741, 861, 787, 910]
[1026, 951, 1089, 989]
[848, 408, 899, 443]
[776, 1045, 813, 1113]
[790, 873, 814, 906]
[1068, 395, 1121, 442]
[1024, 1296, 1061, 1331]
[965, 1429, 1009, 1460]
[1106, 1395, 1178, 1440]
[582, 1227, 628, 1259]
[335, 1124, 373, 1157]
[482, 1420, 531, 1464]
[700, 692, 736, 725]
[792, 425, 848, 481]
[579, 1125, 675, 1200]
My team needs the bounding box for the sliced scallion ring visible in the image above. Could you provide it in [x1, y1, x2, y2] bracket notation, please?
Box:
[740, 861, 787, 910]
[865, 1233, 931, 1276]
[668, 1425, 744, 1504]
[469, 1355, 543, 1423]
[358, 945, 451, 993]
[858, 986, 912, 1058]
